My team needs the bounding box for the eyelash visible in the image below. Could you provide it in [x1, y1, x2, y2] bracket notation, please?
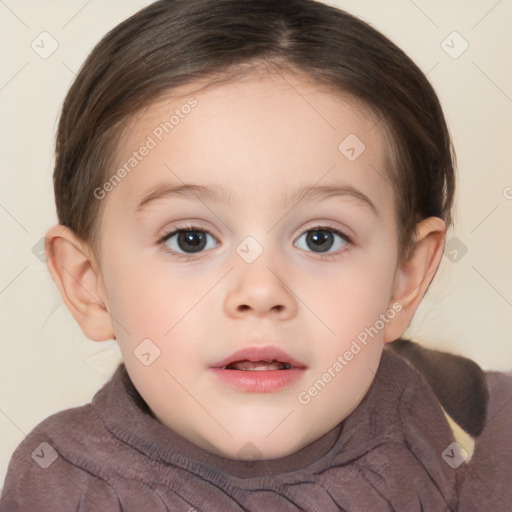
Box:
[156, 223, 353, 261]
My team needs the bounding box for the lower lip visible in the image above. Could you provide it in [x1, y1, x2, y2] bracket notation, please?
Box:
[209, 368, 306, 392]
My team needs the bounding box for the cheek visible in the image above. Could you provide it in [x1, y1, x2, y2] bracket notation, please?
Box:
[103, 249, 215, 345]
[100, 248, 168, 340]
[311, 254, 396, 333]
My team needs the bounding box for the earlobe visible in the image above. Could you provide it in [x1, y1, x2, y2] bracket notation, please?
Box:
[383, 217, 446, 343]
[44, 224, 115, 342]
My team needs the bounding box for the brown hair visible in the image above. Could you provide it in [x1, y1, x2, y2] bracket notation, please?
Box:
[53, 0, 455, 263]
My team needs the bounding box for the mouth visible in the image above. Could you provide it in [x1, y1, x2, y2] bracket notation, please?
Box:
[210, 346, 307, 392]
[210, 345, 307, 371]
[222, 360, 293, 371]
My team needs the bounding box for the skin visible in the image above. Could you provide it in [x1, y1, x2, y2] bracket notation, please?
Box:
[45, 69, 446, 461]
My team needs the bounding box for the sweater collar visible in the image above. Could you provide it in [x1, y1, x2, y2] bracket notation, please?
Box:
[92, 347, 461, 489]
[94, 361, 344, 478]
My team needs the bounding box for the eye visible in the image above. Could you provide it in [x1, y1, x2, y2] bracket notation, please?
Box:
[157, 224, 351, 260]
[294, 226, 351, 257]
[159, 226, 218, 258]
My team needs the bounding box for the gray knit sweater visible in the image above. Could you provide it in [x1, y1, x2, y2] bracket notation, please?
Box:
[1, 340, 511, 511]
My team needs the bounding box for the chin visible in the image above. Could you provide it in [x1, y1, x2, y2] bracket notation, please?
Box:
[244, 435, 309, 461]
[260, 444, 303, 460]
[197, 432, 304, 461]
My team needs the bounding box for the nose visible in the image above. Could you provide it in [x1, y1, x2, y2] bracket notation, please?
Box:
[224, 261, 298, 320]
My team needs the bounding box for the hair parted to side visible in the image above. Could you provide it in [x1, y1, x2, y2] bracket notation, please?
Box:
[53, 0, 456, 264]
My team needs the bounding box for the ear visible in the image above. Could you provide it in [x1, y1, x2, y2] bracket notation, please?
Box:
[44, 224, 115, 341]
[383, 217, 446, 343]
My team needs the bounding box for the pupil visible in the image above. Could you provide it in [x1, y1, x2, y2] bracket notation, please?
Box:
[178, 230, 206, 253]
[307, 230, 333, 253]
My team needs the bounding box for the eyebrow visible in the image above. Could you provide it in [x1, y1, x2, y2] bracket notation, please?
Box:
[136, 183, 234, 213]
[135, 181, 378, 216]
[286, 183, 378, 216]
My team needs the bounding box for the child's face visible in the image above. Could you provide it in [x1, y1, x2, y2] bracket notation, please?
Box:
[95, 70, 403, 460]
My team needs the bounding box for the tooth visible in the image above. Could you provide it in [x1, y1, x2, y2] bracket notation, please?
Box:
[226, 360, 292, 371]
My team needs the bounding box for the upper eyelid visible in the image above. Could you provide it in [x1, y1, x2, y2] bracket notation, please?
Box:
[160, 227, 351, 263]
[159, 224, 351, 244]
[158, 224, 219, 244]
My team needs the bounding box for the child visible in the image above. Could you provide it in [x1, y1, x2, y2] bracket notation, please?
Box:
[1, 0, 511, 510]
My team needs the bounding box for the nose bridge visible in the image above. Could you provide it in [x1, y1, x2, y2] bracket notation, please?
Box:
[224, 238, 297, 318]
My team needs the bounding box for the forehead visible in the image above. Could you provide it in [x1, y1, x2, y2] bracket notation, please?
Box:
[105, 70, 394, 219]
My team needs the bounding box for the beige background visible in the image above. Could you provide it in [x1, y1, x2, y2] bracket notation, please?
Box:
[1, 0, 511, 487]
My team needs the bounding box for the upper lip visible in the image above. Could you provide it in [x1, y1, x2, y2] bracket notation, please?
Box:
[210, 345, 307, 369]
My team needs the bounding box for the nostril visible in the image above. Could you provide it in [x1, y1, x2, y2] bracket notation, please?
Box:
[235, 304, 285, 313]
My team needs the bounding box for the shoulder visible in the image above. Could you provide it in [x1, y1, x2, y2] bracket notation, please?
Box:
[459, 369, 512, 510]
[386, 338, 512, 510]
[0, 393, 121, 511]
[386, 338, 490, 439]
